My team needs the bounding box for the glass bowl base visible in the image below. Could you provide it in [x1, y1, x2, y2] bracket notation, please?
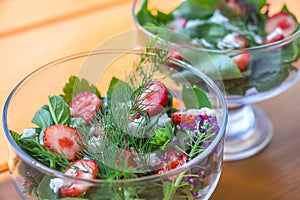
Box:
[224, 105, 273, 161]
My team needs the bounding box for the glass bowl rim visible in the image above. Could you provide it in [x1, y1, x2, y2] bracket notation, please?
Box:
[131, 0, 300, 53]
[2, 49, 228, 184]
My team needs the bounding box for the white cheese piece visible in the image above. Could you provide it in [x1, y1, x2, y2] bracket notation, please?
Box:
[21, 128, 37, 139]
[49, 178, 65, 193]
[208, 10, 229, 24]
[157, 114, 172, 127]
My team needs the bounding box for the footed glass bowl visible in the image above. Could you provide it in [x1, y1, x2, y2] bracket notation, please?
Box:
[3, 49, 227, 200]
[132, 0, 300, 161]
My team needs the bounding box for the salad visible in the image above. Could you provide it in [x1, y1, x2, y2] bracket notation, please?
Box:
[9, 51, 224, 200]
[135, 0, 300, 95]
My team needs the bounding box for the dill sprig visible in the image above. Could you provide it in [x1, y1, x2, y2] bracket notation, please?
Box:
[10, 130, 69, 170]
[79, 39, 175, 179]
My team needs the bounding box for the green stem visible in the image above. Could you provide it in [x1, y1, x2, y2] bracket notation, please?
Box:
[163, 171, 185, 200]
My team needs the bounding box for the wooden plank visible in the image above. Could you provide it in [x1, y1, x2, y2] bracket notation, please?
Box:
[0, 0, 133, 38]
[0, 0, 135, 171]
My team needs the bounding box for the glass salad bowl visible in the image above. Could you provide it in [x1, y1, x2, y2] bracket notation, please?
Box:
[3, 49, 227, 200]
[132, 0, 300, 161]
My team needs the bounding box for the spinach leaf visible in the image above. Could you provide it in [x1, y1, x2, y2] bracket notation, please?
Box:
[107, 77, 133, 105]
[136, 0, 173, 25]
[37, 175, 58, 200]
[182, 85, 212, 109]
[179, 22, 229, 46]
[281, 39, 300, 63]
[32, 105, 53, 129]
[175, 0, 216, 20]
[180, 49, 243, 80]
[62, 76, 101, 105]
[48, 96, 70, 125]
[10, 130, 21, 144]
[241, 0, 266, 10]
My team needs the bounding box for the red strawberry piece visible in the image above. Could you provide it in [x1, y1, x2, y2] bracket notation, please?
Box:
[218, 0, 247, 18]
[155, 150, 188, 180]
[136, 81, 168, 116]
[70, 91, 102, 123]
[265, 11, 298, 38]
[168, 17, 187, 31]
[43, 124, 84, 160]
[60, 159, 98, 197]
[167, 50, 184, 71]
[121, 146, 138, 169]
[234, 35, 247, 48]
[172, 109, 208, 127]
[232, 53, 250, 72]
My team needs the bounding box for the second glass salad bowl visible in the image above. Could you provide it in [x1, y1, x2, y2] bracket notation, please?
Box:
[132, 0, 300, 161]
[3, 49, 227, 199]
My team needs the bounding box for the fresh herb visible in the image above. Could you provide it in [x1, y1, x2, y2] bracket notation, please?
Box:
[61, 75, 101, 105]
[182, 86, 212, 109]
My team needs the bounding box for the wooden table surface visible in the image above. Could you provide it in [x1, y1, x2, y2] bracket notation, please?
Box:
[1, 0, 300, 199]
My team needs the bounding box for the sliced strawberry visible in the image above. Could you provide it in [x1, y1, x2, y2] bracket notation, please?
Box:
[218, 0, 247, 18]
[43, 124, 84, 160]
[265, 12, 298, 38]
[155, 150, 188, 178]
[172, 109, 208, 127]
[136, 81, 168, 116]
[232, 53, 250, 72]
[70, 91, 102, 123]
[60, 159, 98, 197]
[234, 34, 248, 48]
[168, 17, 187, 31]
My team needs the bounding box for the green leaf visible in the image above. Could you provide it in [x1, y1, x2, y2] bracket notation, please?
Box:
[136, 0, 173, 25]
[176, 0, 216, 19]
[241, 0, 266, 10]
[180, 49, 243, 80]
[37, 175, 58, 200]
[179, 22, 228, 43]
[281, 40, 300, 63]
[48, 95, 70, 125]
[61, 76, 101, 105]
[108, 77, 133, 105]
[182, 86, 212, 109]
[9, 130, 21, 144]
[32, 106, 53, 129]
[150, 122, 174, 148]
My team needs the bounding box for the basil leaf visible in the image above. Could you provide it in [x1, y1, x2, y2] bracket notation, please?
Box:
[182, 86, 212, 109]
[32, 105, 53, 129]
[48, 95, 70, 125]
[62, 76, 101, 105]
